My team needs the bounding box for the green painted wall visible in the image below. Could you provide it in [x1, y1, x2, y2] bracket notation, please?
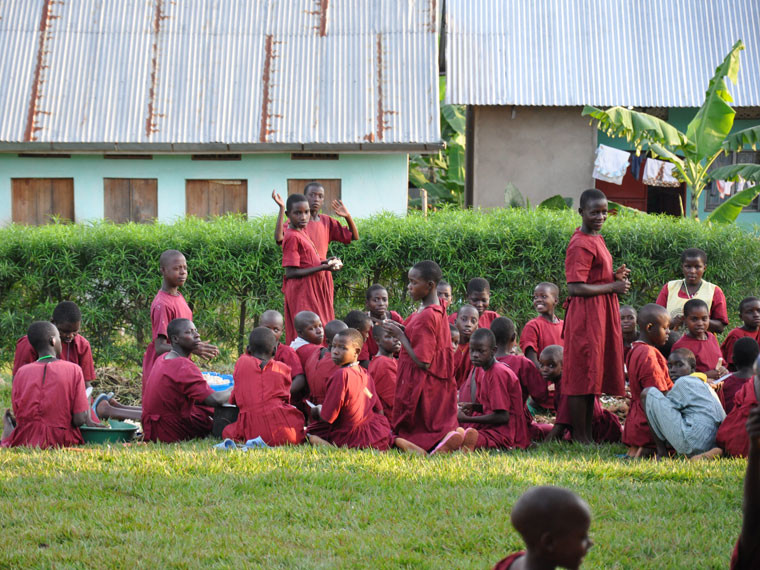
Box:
[0, 152, 409, 223]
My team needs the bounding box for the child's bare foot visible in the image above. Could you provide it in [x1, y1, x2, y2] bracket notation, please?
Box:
[429, 431, 464, 455]
[2, 409, 15, 440]
[690, 447, 723, 461]
[394, 437, 427, 456]
[461, 428, 479, 453]
[306, 434, 333, 447]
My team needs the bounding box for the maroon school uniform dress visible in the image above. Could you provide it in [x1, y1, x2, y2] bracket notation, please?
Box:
[222, 355, 305, 446]
[721, 327, 760, 369]
[142, 355, 215, 443]
[563, 229, 625, 397]
[519, 316, 564, 356]
[142, 290, 193, 390]
[281, 228, 334, 344]
[717, 380, 758, 457]
[2, 360, 89, 448]
[459, 361, 530, 449]
[368, 355, 398, 419]
[317, 364, 392, 450]
[274, 343, 304, 378]
[364, 310, 404, 358]
[671, 333, 722, 372]
[623, 341, 673, 448]
[448, 310, 500, 328]
[493, 551, 525, 570]
[393, 304, 457, 451]
[453, 343, 473, 389]
[305, 215, 354, 320]
[498, 354, 552, 439]
[731, 536, 760, 570]
[722, 374, 751, 414]
[13, 334, 96, 382]
[304, 349, 338, 438]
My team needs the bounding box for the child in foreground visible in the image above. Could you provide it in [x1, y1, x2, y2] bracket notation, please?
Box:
[729, 406, 760, 569]
[520, 282, 564, 368]
[492, 486, 593, 569]
[721, 297, 760, 370]
[671, 299, 728, 379]
[222, 328, 305, 446]
[641, 348, 725, 458]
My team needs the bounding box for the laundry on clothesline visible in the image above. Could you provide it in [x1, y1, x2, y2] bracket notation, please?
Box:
[592, 144, 630, 185]
[643, 158, 681, 187]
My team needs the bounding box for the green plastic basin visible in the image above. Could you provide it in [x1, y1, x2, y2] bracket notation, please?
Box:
[80, 420, 138, 444]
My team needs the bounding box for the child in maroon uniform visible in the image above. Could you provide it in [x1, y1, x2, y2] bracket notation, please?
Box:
[563, 189, 630, 444]
[363, 284, 404, 358]
[142, 319, 230, 443]
[142, 250, 219, 392]
[623, 304, 672, 457]
[671, 299, 728, 380]
[458, 329, 528, 450]
[222, 328, 305, 446]
[520, 282, 564, 368]
[729, 406, 760, 569]
[437, 280, 453, 313]
[721, 297, 760, 370]
[722, 338, 759, 414]
[344, 310, 373, 368]
[384, 260, 461, 454]
[706, 372, 760, 460]
[453, 304, 479, 389]
[290, 310, 325, 371]
[367, 325, 400, 419]
[619, 305, 638, 364]
[259, 309, 305, 392]
[2, 322, 95, 448]
[492, 486, 593, 570]
[449, 278, 500, 328]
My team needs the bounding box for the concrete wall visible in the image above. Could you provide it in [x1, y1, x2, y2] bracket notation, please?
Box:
[471, 106, 596, 209]
[0, 152, 409, 224]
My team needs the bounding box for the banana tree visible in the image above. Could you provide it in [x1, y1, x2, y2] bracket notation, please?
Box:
[706, 125, 760, 223]
[582, 40, 747, 220]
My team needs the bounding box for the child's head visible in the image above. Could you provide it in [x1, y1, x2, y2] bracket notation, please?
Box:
[437, 280, 453, 305]
[372, 324, 401, 355]
[449, 323, 460, 348]
[248, 327, 278, 359]
[510, 486, 593, 569]
[680, 248, 707, 285]
[539, 345, 563, 382]
[159, 249, 188, 289]
[51, 301, 82, 344]
[259, 309, 285, 340]
[739, 297, 760, 330]
[578, 189, 608, 233]
[294, 311, 324, 345]
[466, 278, 491, 315]
[637, 304, 670, 347]
[286, 193, 311, 229]
[303, 181, 325, 213]
[469, 328, 496, 368]
[27, 321, 61, 357]
[167, 318, 200, 353]
[455, 304, 479, 342]
[733, 337, 760, 370]
[365, 284, 389, 317]
[324, 319, 349, 348]
[407, 260, 442, 302]
[331, 328, 363, 366]
[344, 310, 372, 341]
[668, 348, 697, 380]
[619, 305, 637, 336]
[683, 299, 709, 337]
[533, 282, 559, 316]
[490, 316, 516, 347]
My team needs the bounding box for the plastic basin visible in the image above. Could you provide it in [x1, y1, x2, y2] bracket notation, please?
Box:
[80, 420, 138, 444]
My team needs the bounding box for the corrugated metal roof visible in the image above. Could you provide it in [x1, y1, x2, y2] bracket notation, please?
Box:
[445, 0, 760, 107]
[0, 0, 442, 149]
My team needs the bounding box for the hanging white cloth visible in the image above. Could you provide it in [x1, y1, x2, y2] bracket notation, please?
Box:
[592, 144, 630, 185]
[643, 158, 681, 187]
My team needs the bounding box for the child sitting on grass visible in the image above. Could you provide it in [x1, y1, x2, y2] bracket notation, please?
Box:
[450, 278, 500, 328]
[492, 486, 593, 569]
[458, 328, 528, 451]
[259, 309, 306, 399]
[367, 325, 400, 419]
[671, 299, 729, 380]
[2, 322, 98, 448]
[520, 282, 564, 368]
[222, 327, 305, 446]
[453, 304, 480, 388]
[641, 348, 725, 459]
[344, 310, 373, 368]
[722, 338, 759, 414]
[290, 310, 325, 369]
[721, 297, 760, 371]
[363, 284, 404, 358]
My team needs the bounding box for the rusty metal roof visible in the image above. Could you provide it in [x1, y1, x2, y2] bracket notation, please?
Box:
[0, 0, 442, 151]
[445, 0, 760, 107]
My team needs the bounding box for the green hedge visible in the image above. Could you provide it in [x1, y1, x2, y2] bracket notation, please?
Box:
[2, 209, 759, 367]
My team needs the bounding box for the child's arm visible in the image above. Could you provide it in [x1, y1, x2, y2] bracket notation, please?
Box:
[284, 260, 334, 279]
[155, 335, 172, 356]
[524, 347, 540, 368]
[290, 373, 308, 400]
[201, 387, 232, 407]
[272, 190, 285, 244]
[332, 200, 359, 241]
[382, 321, 429, 370]
[457, 408, 509, 425]
[567, 279, 630, 297]
[739, 407, 760, 554]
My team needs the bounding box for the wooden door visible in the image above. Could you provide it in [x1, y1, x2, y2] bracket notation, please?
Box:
[104, 178, 157, 223]
[186, 180, 247, 218]
[12, 178, 74, 225]
[287, 179, 341, 215]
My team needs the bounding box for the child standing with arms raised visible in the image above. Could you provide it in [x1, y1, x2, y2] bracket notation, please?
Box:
[563, 189, 630, 444]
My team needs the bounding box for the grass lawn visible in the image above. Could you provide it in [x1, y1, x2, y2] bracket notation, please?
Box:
[0, 383, 746, 569]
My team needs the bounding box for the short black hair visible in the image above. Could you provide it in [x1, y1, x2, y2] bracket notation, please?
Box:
[167, 318, 192, 341]
[286, 193, 309, 212]
[470, 328, 496, 346]
[490, 317, 516, 345]
[371, 324, 387, 341]
[248, 327, 277, 355]
[412, 260, 442, 284]
[27, 321, 58, 353]
[437, 280, 451, 289]
[683, 298, 709, 318]
[739, 297, 760, 314]
[733, 337, 760, 369]
[159, 249, 185, 269]
[366, 284, 387, 300]
[303, 181, 324, 195]
[335, 328, 364, 349]
[52, 301, 81, 324]
[324, 320, 348, 343]
[680, 248, 707, 264]
[579, 188, 607, 209]
[344, 310, 372, 331]
[671, 348, 697, 371]
[466, 278, 490, 295]
[535, 282, 559, 297]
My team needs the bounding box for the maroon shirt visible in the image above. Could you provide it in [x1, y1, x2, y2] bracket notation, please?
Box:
[14, 334, 95, 382]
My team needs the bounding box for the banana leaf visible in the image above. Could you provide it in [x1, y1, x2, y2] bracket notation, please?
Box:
[582, 106, 691, 151]
[722, 125, 760, 152]
[710, 164, 760, 184]
[442, 105, 467, 137]
[538, 195, 570, 210]
[706, 183, 760, 223]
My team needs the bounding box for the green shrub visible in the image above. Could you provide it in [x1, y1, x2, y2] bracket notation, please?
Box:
[1, 209, 758, 366]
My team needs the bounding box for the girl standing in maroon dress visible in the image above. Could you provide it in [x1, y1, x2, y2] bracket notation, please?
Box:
[563, 189, 630, 443]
